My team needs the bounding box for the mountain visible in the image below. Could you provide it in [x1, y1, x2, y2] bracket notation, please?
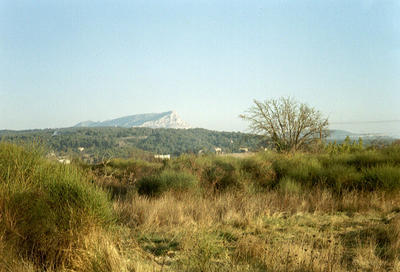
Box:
[327, 130, 358, 140]
[74, 111, 191, 129]
[327, 129, 394, 142]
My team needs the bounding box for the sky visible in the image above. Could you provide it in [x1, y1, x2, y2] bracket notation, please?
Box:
[1, 0, 399, 136]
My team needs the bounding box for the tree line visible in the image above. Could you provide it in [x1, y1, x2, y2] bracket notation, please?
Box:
[0, 127, 265, 162]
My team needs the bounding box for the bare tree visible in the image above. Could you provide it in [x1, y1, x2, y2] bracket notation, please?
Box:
[240, 97, 329, 152]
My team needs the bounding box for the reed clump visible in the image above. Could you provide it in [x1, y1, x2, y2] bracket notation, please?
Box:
[0, 142, 126, 271]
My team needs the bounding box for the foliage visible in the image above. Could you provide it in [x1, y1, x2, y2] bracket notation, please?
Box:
[202, 158, 241, 192]
[270, 147, 400, 193]
[240, 97, 329, 152]
[103, 144, 400, 195]
[326, 136, 364, 154]
[239, 157, 276, 190]
[136, 170, 198, 197]
[363, 165, 400, 191]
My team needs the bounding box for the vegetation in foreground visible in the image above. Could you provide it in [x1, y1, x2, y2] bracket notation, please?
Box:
[1, 141, 400, 271]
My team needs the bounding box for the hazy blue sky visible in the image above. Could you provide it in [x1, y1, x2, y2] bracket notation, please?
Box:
[1, 0, 399, 136]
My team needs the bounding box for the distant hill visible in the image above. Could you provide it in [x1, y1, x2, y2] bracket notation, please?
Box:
[327, 129, 395, 142]
[0, 127, 264, 163]
[0, 126, 395, 163]
[74, 111, 191, 129]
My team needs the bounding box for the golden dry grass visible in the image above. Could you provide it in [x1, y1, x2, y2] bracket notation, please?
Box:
[113, 189, 400, 271]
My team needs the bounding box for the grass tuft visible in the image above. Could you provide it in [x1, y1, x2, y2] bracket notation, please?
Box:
[0, 142, 116, 270]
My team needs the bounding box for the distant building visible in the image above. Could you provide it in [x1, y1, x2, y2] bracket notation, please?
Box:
[58, 158, 71, 164]
[154, 154, 171, 160]
[239, 147, 248, 153]
[47, 152, 56, 158]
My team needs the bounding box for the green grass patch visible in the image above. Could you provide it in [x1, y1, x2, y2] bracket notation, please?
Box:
[139, 233, 180, 256]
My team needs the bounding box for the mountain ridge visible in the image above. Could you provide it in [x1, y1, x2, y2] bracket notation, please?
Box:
[74, 110, 191, 129]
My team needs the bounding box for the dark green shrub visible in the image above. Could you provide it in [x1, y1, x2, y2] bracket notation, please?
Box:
[202, 159, 240, 192]
[240, 158, 276, 189]
[272, 153, 366, 192]
[346, 151, 387, 169]
[381, 145, 400, 165]
[286, 157, 323, 186]
[136, 169, 198, 197]
[105, 158, 162, 181]
[271, 157, 294, 181]
[272, 155, 323, 187]
[363, 165, 400, 191]
[318, 164, 363, 192]
[170, 154, 198, 171]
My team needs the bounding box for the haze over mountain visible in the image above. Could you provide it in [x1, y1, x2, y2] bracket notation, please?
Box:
[327, 130, 395, 141]
[74, 111, 191, 129]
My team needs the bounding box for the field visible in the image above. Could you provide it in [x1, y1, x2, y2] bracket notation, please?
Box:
[1, 141, 400, 271]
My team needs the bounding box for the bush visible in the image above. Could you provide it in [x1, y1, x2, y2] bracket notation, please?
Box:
[318, 164, 363, 192]
[381, 145, 400, 165]
[272, 155, 323, 187]
[286, 157, 323, 186]
[240, 157, 276, 189]
[0, 142, 114, 269]
[202, 159, 240, 192]
[346, 151, 387, 169]
[136, 169, 198, 197]
[103, 158, 162, 181]
[270, 148, 400, 192]
[363, 165, 400, 191]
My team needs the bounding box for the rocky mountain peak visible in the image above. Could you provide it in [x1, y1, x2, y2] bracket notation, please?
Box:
[74, 111, 191, 129]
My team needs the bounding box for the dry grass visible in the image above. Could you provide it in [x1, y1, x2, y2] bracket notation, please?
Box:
[113, 189, 400, 271]
[3, 143, 400, 271]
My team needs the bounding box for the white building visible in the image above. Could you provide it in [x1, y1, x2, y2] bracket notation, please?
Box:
[154, 154, 171, 160]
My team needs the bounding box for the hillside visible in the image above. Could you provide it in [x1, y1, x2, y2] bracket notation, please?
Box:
[0, 127, 265, 162]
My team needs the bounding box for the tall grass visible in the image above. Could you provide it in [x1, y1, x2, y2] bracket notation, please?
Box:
[114, 188, 400, 271]
[2, 141, 400, 271]
[0, 142, 122, 271]
[106, 145, 400, 270]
